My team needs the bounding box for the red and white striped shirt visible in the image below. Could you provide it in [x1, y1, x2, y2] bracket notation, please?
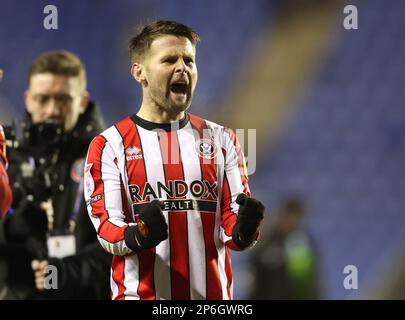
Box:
[84, 113, 251, 300]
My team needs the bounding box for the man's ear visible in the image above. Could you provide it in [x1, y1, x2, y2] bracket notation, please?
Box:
[79, 91, 90, 114]
[24, 90, 33, 114]
[131, 62, 147, 85]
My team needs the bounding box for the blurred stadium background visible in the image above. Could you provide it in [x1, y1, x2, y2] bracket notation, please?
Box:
[1, 0, 405, 299]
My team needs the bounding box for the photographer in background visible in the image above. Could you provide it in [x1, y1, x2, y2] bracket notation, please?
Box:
[0, 51, 111, 299]
[0, 69, 13, 218]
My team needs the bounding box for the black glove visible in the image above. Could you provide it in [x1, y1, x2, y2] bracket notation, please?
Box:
[125, 200, 168, 251]
[232, 193, 265, 249]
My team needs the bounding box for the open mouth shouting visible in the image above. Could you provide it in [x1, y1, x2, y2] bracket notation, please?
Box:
[170, 80, 188, 98]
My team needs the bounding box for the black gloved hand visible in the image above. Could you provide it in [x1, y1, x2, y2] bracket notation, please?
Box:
[125, 200, 168, 251]
[232, 193, 265, 248]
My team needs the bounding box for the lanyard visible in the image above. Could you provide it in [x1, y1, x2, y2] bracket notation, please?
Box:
[48, 159, 84, 234]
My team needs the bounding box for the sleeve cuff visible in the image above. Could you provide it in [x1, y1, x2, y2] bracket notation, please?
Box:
[231, 223, 258, 250]
[124, 225, 141, 251]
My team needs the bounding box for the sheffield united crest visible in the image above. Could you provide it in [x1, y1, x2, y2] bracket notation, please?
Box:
[195, 138, 217, 160]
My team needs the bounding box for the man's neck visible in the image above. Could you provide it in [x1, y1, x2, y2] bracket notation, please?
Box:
[137, 102, 185, 124]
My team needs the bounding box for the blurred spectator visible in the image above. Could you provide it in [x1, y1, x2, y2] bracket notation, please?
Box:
[0, 51, 111, 299]
[247, 196, 320, 299]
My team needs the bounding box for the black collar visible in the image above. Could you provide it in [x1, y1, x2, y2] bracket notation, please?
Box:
[130, 113, 189, 132]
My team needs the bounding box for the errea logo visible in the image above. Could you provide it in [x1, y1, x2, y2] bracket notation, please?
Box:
[125, 146, 143, 161]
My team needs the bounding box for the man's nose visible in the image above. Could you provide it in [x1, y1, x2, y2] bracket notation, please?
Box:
[44, 99, 61, 117]
[174, 58, 187, 73]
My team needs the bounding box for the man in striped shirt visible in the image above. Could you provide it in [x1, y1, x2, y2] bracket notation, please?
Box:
[85, 20, 265, 300]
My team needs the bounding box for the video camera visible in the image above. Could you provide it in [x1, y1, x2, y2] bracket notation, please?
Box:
[3, 119, 65, 205]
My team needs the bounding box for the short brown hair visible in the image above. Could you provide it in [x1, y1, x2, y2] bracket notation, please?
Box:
[129, 20, 200, 63]
[28, 50, 87, 90]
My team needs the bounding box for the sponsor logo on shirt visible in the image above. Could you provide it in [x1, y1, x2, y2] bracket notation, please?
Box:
[125, 146, 143, 161]
[86, 194, 102, 206]
[133, 198, 217, 213]
[129, 180, 218, 213]
[128, 180, 218, 202]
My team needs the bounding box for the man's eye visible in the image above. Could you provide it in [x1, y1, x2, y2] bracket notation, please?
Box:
[184, 58, 194, 65]
[34, 95, 72, 106]
[164, 58, 176, 64]
[36, 96, 50, 105]
[56, 95, 73, 105]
